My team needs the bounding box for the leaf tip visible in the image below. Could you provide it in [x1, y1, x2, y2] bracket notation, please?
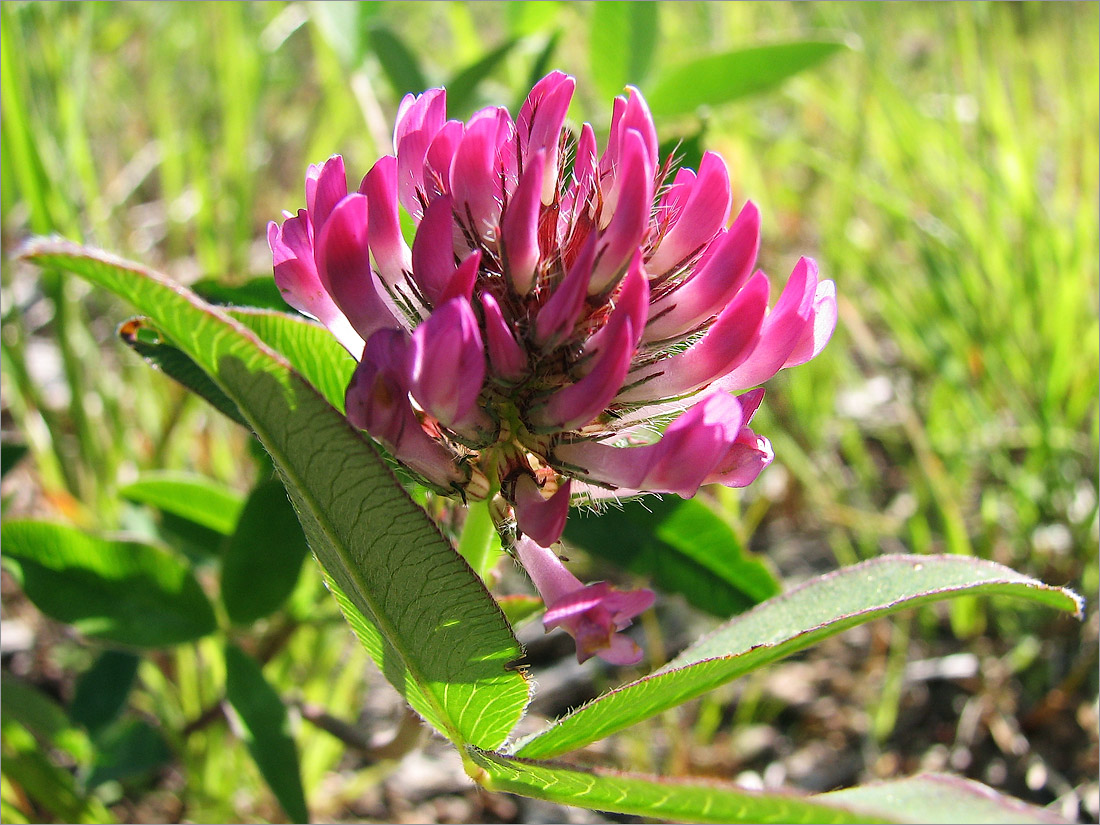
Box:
[14, 234, 68, 262]
[1065, 587, 1086, 620]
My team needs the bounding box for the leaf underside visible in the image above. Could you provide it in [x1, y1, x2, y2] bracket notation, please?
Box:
[471, 751, 1068, 824]
[514, 554, 1081, 758]
[22, 239, 529, 750]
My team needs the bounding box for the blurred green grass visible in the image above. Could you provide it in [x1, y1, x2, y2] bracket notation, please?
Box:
[1, 1, 1097, 820]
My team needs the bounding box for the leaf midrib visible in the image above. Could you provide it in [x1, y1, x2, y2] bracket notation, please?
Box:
[27, 244, 472, 746]
[168, 283, 470, 746]
[513, 560, 1081, 758]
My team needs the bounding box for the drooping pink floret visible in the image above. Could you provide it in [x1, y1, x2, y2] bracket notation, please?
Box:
[269, 71, 836, 665]
[514, 537, 654, 665]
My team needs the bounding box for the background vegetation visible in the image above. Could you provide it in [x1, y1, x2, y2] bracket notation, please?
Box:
[2, 2, 1096, 822]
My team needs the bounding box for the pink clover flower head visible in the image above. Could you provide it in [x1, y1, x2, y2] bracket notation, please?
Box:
[514, 537, 654, 665]
[269, 72, 836, 662]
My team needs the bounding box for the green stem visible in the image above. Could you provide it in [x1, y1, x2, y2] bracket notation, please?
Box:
[456, 496, 502, 582]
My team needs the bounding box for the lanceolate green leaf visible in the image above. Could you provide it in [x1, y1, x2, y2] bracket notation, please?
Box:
[68, 650, 141, 735]
[119, 471, 245, 535]
[472, 755, 1071, 825]
[1, 676, 82, 751]
[1, 719, 114, 825]
[192, 276, 287, 311]
[1, 520, 217, 647]
[85, 719, 172, 789]
[220, 478, 310, 625]
[119, 317, 248, 426]
[21, 239, 529, 750]
[120, 308, 357, 421]
[646, 39, 850, 117]
[227, 307, 356, 413]
[119, 470, 245, 560]
[514, 555, 1081, 758]
[468, 750, 881, 824]
[820, 773, 1071, 825]
[223, 644, 308, 824]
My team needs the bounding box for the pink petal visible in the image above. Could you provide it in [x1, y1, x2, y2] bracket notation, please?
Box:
[600, 88, 658, 196]
[542, 581, 615, 627]
[393, 87, 447, 153]
[531, 254, 649, 427]
[600, 588, 657, 628]
[409, 296, 488, 432]
[532, 316, 635, 430]
[345, 329, 462, 489]
[313, 194, 403, 343]
[736, 387, 766, 422]
[704, 427, 774, 488]
[553, 437, 651, 492]
[501, 150, 545, 295]
[590, 129, 654, 294]
[619, 272, 770, 402]
[615, 254, 651, 349]
[513, 536, 584, 607]
[646, 151, 732, 276]
[411, 194, 457, 307]
[595, 633, 645, 666]
[711, 257, 819, 392]
[394, 89, 450, 219]
[534, 232, 597, 349]
[449, 109, 509, 235]
[358, 155, 412, 288]
[438, 249, 481, 304]
[268, 214, 363, 354]
[305, 155, 348, 233]
[517, 71, 575, 204]
[542, 579, 653, 664]
[578, 253, 649, 374]
[783, 279, 837, 368]
[620, 86, 658, 168]
[395, 128, 434, 220]
[494, 107, 519, 195]
[600, 96, 627, 175]
[654, 167, 695, 228]
[572, 122, 599, 209]
[512, 537, 654, 667]
[553, 391, 745, 497]
[346, 352, 408, 442]
[345, 329, 413, 442]
[645, 201, 761, 342]
[513, 475, 572, 547]
[481, 293, 528, 381]
[421, 120, 465, 207]
[637, 392, 745, 496]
